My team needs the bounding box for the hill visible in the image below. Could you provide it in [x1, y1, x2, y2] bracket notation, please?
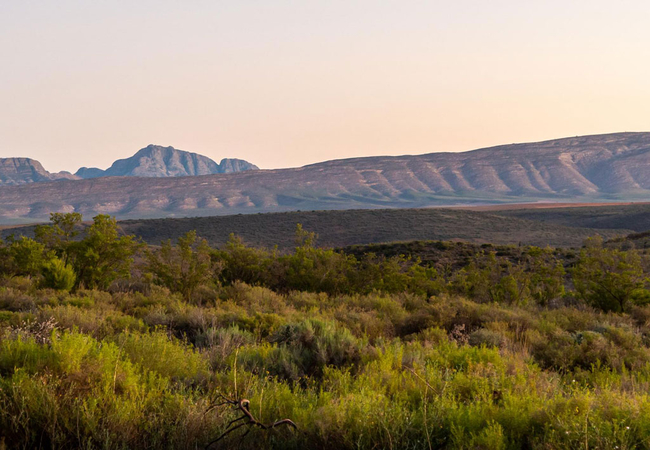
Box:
[494, 203, 650, 232]
[74, 144, 258, 178]
[115, 208, 629, 249]
[1, 132, 649, 222]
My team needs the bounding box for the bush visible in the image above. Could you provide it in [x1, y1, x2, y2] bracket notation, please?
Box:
[5, 237, 48, 277]
[41, 258, 76, 291]
[468, 328, 507, 348]
[146, 231, 219, 300]
[2, 224, 650, 448]
[116, 330, 210, 382]
[572, 237, 649, 312]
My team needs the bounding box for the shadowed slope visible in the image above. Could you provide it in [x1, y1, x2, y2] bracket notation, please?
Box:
[114, 208, 629, 249]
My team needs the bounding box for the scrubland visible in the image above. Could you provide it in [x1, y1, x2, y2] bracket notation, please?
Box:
[1, 213, 650, 449]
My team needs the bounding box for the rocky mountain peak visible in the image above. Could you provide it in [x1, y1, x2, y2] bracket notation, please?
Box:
[74, 145, 259, 179]
[0, 158, 78, 186]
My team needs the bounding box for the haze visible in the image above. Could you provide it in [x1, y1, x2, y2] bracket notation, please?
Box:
[1, 0, 650, 173]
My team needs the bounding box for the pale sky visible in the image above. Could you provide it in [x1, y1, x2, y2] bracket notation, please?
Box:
[1, 1, 650, 173]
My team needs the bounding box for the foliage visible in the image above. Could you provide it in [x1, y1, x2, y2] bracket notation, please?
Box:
[450, 252, 531, 305]
[71, 215, 141, 289]
[4, 236, 49, 277]
[2, 220, 650, 448]
[3, 283, 650, 448]
[33, 213, 142, 290]
[34, 212, 83, 264]
[573, 236, 650, 312]
[526, 246, 566, 306]
[146, 231, 218, 300]
[41, 257, 76, 291]
[1, 236, 76, 291]
[111, 207, 627, 249]
[213, 237, 264, 287]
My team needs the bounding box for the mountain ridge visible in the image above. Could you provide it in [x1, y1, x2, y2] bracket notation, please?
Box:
[0, 158, 77, 186]
[75, 145, 259, 179]
[0, 145, 258, 186]
[0, 132, 649, 223]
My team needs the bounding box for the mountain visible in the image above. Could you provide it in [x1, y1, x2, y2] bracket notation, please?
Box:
[0, 145, 258, 186]
[0, 158, 78, 186]
[1, 132, 649, 223]
[74, 167, 105, 179]
[75, 145, 259, 179]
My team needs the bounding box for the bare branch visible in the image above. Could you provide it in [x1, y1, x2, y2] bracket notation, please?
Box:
[205, 395, 297, 449]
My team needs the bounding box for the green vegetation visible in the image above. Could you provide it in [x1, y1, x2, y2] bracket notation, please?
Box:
[112, 207, 630, 249]
[497, 203, 650, 233]
[1, 213, 650, 449]
[146, 230, 217, 300]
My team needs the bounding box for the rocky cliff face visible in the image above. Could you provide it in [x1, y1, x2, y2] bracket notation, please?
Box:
[74, 145, 259, 178]
[3, 146, 259, 185]
[0, 158, 78, 186]
[1, 132, 650, 222]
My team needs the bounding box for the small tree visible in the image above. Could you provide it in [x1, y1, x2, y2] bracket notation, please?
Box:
[451, 252, 531, 305]
[32, 212, 139, 289]
[572, 237, 649, 312]
[146, 230, 217, 300]
[73, 215, 141, 290]
[526, 246, 566, 306]
[5, 236, 48, 277]
[35, 212, 83, 264]
[216, 234, 276, 287]
[1, 235, 76, 291]
[279, 224, 356, 294]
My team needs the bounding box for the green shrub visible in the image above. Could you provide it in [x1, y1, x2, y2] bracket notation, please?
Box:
[117, 330, 210, 382]
[6, 237, 49, 277]
[572, 237, 649, 312]
[2, 226, 650, 448]
[41, 257, 76, 291]
[146, 230, 219, 300]
[468, 328, 507, 348]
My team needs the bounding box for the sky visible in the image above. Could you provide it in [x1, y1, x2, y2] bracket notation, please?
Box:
[1, 1, 650, 173]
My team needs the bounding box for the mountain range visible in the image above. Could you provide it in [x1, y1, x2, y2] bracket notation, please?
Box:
[0, 145, 258, 186]
[0, 132, 649, 223]
[74, 145, 258, 179]
[0, 158, 78, 186]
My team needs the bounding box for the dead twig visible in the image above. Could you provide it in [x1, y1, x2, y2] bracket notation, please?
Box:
[205, 395, 297, 449]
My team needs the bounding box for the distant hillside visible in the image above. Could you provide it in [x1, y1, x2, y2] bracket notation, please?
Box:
[495, 203, 650, 232]
[75, 145, 258, 179]
[1, 132, 650, 222]
[115, 208, 629, 249]
[342, 240, 574, 271]
[611, 230, 650, 250]
[0, 158, 78, 186]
